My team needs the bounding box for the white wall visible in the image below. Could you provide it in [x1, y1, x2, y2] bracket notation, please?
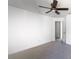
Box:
[66, 15, 71, 45]
[8, 6, 55, 54]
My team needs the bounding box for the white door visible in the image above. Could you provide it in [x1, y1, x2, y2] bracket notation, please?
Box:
[62, 20, 66, 43]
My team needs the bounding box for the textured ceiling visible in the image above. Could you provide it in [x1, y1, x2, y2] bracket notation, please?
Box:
[8, 0, 71, 17]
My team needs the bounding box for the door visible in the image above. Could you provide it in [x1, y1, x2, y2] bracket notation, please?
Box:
[62, 20, 66, 42]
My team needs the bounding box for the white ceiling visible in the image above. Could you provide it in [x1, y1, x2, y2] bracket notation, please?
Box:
[8, 0, 71, 17]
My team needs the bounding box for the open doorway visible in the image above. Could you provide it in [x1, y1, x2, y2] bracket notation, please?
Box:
[55, 21, 62, 41]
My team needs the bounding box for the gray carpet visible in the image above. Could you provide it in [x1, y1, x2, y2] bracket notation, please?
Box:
[8, 41, 71, 59]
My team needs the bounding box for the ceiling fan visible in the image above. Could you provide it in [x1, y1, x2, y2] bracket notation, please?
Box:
[39, 0, 69, 15]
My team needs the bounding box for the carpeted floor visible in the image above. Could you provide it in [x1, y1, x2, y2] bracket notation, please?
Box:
[8, 41, 71, 59]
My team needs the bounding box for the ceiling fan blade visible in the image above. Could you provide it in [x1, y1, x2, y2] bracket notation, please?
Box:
[39, 5, 51, 9]
[45, 9, 52, 13]
[56, 8, 69, 10]
[55, 10, 60, 15]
